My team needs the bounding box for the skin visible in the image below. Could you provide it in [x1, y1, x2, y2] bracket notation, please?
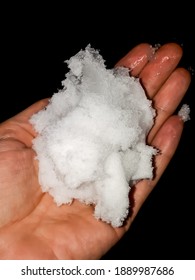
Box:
[0, 43, 191, 259]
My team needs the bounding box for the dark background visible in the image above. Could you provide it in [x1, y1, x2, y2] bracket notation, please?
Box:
[1, 6, 194, 260]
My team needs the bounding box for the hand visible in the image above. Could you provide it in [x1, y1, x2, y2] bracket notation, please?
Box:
[0, 43, 191, 259]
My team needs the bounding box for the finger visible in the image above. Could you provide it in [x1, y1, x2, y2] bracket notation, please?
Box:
[12, 99, 49, 136]
[0, 99, 49, 146]
[125, 115, 184, 228]
[147, 68, 191, 142]
[139, 43, 183, 98]
[15, 98, 49, 122]
[115, 43, 155, 76]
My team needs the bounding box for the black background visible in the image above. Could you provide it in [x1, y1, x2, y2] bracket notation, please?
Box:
[1, 5, 194, 260]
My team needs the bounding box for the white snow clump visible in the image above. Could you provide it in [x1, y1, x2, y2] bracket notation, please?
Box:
[29, 45, 157, 227]
[178, 104, 190, 122]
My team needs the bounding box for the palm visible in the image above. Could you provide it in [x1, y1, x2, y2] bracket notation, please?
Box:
[0, 43, 190, 259]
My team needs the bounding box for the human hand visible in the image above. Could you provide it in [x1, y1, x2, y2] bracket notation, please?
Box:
[0, 42, 191, 259]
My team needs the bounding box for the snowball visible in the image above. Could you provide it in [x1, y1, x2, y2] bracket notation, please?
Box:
[30, 45, 157, 227]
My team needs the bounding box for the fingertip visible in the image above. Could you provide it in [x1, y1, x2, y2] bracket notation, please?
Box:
[176, 67, 192, 84]
[115, 43, 154, 76]
[153, 42, 183, 61]
[18, 98, 50, 119]
[152, 115, 184, 157]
